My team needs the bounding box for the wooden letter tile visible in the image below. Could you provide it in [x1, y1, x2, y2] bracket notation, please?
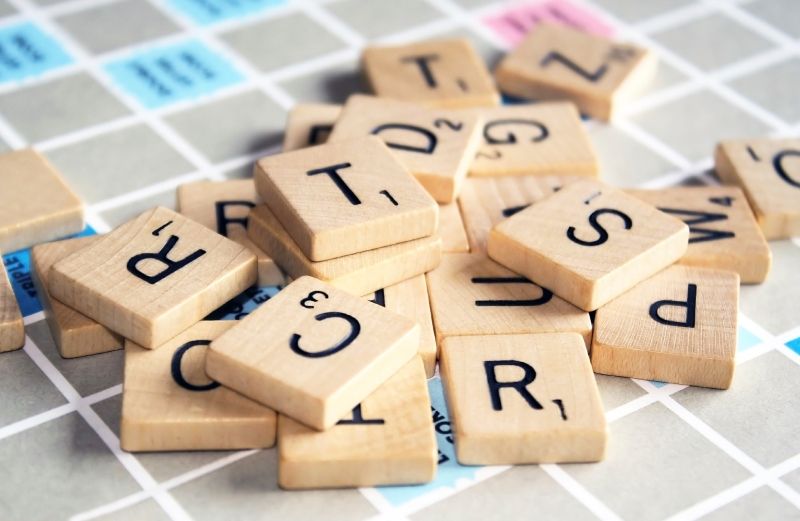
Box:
[427, 253, 592, 347]
[488, 180, 689, 311]
[439, 202, 469, 253]
[177, 179, 284, 286]
[49, 207, 257, 348]
[363, 275, 437, 377]
[0, 258, 24, 353]
[441, 333, 606, 464]
[283, 103, 342, 152]
[255, 136, 438, 261]
[206, 276, 419, 430]
[328, 95, 483, 203]
[629, 186, 771, 283]
[362, 38, 500, 109]
[592, 265, 739, 389]
[278, 357, 436, 489]
[495, 24, 657, 121]
[247, 204, 441, 296]
[459, 174, 584, 252]
[715, 139, 800, 239]
[31, 236, 123, 358]
[0, 149, 84, 253]
[469, 102, 598, 178]
[121, 321, 277, 452]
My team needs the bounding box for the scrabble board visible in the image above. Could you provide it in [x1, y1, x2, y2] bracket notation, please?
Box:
[2, 0, 800, 520]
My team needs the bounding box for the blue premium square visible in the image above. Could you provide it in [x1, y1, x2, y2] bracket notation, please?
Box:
[0, 23, 71, 83]
[168, 0, 285, 25]
[105, 40, 243, 108]
[2, 227, 95, 316]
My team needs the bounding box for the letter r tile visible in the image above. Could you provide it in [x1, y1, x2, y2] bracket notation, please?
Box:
[592, 265, 739, 389]
[48, 206, 257, 348]
[488, 180, 689, 311]
[254, 136, 439, 261]
[206, 276, 419, 430]
[440, 332, 606, 465]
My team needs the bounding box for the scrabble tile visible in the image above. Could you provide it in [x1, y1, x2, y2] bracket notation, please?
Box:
[247, 204, 442, 296]
[206, 276, 420, 430]
[440, 333, 606, 464]
[426, 253, 592, 347]
[439, 202, 469, 253]
[278, 357, 436, 489]
[121, 321, 277, 452]
[255, 136, 438, 261]
[282, 103, 342, 152]
[495, 24, 657, 121]
[49, 207, 257, 349]
[628, 186, 772, 283]
[459, 174, 585, 252]
[328, 95, 483, 203]
[0, 258, 24, 353]
[364, 275, 437, 377]
[715, 139, 800, 239]
[0, 149, 84, 253]
[176, 179, 284, 286]
[469, 102, 598, 177]
[362, 38, 500, 109]
[31, 237, 123, 359]
[488, 180, 689, 311]
[592, 265, 739, 389]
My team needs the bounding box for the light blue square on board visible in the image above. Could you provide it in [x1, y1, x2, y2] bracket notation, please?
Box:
[377, 377, 485, 506]
[105, 40, 243, 109]
[786, 337, 800, 356]
[0, 23, 71, 84]
[168, 0, 286, 25]
[2, 227, 95, 316]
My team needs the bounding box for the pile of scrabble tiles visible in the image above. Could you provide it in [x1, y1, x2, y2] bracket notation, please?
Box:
[1, 24, 797, 491]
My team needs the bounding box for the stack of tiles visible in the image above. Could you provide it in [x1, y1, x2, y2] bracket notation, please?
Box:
[3, 19, 796, 498]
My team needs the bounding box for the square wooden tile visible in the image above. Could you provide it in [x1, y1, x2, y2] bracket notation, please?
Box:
[427, 253, 592, 347]
[469, 102, 598, 177]
[121, 321, 277, 452]
[592, 265, 739, 389]
[363, 275, 437, 377]
[629, 186, 771, 283]
[282, 103, 342, 152]
[440, 332, 606, 464]
[328, 95, 483, 203]
[488, 180, 689, 311]
[715, 139, 800, 239]
[0, 149, 84, 253]
[495, 24, 657, 121]
[459, 174, 585, 252]
[0, 258, 24, 353]
[247, 204, 441, 296]
[49, 207, 257, 348]
[439, 202, 469, 253]
[31, 236, 123, 358]
[278, 357, 436, 489]
[255, 136, 438, 261]
[177, 179, 284, 286]
[362, 38, 500, 109]
[206, 276, 419, 430]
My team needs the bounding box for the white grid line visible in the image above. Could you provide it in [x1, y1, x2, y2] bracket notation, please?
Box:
[0, 0, 798, 520]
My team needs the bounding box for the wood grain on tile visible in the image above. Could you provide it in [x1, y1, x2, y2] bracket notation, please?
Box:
[49, 207, 257, 348]
[206, 276, 419, 430]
